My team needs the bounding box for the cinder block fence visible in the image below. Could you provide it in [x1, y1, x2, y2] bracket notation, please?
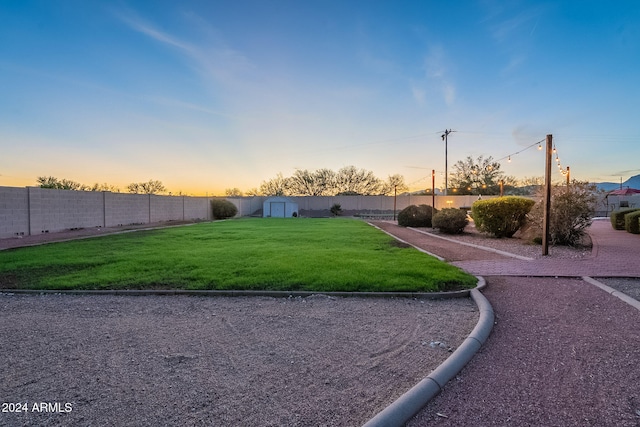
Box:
[0, 186, 495, 239]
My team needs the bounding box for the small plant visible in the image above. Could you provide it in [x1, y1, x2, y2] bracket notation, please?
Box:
[624, 210, 640, 234]
[330, 203, 342, 216]
[397, 205, 437, 227]
[433, 208, 468, 234]
[472, 196, 534, 238]
[211, 199, 238, 219]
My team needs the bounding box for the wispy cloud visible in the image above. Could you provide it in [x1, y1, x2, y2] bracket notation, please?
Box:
[422, 45, 456, 106]
[114, 7, 254, 89]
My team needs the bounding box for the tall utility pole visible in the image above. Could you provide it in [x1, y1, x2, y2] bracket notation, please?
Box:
[542, 134, 553, 256]
[441, 129, 455, 195]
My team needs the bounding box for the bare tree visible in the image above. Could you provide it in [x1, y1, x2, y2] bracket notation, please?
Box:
[225, 188, 244, 197]
[36, 176, 87, 190]
[127, 180, 167, 194]
[380, 174, 409, 195]
[334, 166, 381, 195]
[288, 168, 336, 196]
[89, 183, 120, 192]
[259, 173, 290, 196]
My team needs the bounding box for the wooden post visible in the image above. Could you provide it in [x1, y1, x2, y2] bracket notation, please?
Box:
[432, 169, 436, 228]
[566, 166, 570, 186]
[393, 185, 397, 221]
[542, 134, 553, 256]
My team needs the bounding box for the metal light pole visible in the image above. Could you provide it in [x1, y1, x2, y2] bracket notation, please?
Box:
[441, 129, 454, 195]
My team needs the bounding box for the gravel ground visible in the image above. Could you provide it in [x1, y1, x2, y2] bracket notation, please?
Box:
[408, 276, 640, 427]
[598, 278, 640, 302]
[0, 293, 478, 427]
[413, 223, 593, 261]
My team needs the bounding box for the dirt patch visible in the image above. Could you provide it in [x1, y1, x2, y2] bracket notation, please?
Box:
[0, 293, 478, 427]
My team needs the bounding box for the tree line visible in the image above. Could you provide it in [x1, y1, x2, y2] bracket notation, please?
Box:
[36, 177, 167, 195]
[226, 166, 409, 197]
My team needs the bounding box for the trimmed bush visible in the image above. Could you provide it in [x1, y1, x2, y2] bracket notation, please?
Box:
[610, 208, 640, 230]
[397, 204, 437, 227]
[211, 199, 238, 219]
[433, 208, 468, 234]
[624, 210, 640, 234]
[472, 196, 535, 238]
[330, 203, 342, 217]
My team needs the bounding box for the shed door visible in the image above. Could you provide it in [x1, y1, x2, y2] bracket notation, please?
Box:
[270, 202, 286, 217]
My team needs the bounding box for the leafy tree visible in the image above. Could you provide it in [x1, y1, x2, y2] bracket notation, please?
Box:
[127, 180, 167, 194]
[245, 187, 261, 196]
[449, 155, 505, 195]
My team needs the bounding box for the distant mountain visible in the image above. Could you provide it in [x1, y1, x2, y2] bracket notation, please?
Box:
[596, 174, 640, 191]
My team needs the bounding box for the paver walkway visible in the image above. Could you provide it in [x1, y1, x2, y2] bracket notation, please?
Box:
[372, 219, 640, 426]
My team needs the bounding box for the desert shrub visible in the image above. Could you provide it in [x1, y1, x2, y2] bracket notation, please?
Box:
[211, 199, 238, 219]
[397, 204, 437, 227]
[433, 208, 468, 234]
[527, 181, 599, 246]
[610, 208, 640, 230]
[330, 203, 342, 216]
[472, 196, 535, 238]
[624, 210, 640, 234]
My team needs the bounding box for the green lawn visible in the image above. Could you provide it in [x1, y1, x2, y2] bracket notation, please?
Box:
[0, 218, 477, 292]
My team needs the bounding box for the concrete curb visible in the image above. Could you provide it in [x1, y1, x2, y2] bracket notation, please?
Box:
[362, 277, 494, 427]
[408, 227, 534, 261]
[367, 223, 445, 261]
[582, 276, 640, 312]
[0, 287, 476, 300]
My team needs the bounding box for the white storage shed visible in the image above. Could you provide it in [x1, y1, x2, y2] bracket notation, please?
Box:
[263, 197, 298, 218]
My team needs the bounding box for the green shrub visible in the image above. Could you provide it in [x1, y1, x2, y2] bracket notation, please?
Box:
[330, 203, 342, 216]
[211, 199, 238, 219]
[610, 208, 640, 230]
[433, 208, 468, 234]
[472, 196, 535, 238]
[624, 210, 640, 234]
[397, 204, 437, 227]
[526, 181, 598, 246]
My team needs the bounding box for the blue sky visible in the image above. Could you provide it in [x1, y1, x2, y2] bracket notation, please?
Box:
[1, 0, 639, 195]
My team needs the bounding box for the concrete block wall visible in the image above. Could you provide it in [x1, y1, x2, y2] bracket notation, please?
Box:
[150, 195, 185, 222]
[105, 192, 150, 226]
[28, 187, 104, 234]
[0, 186, 508, 239]
[0, 187, 30, 238]
[184, 197, 212, 221]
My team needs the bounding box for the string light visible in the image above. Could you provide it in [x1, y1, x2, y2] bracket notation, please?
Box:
[494, 139, 545, 163]
[491, 137, 571, 180]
